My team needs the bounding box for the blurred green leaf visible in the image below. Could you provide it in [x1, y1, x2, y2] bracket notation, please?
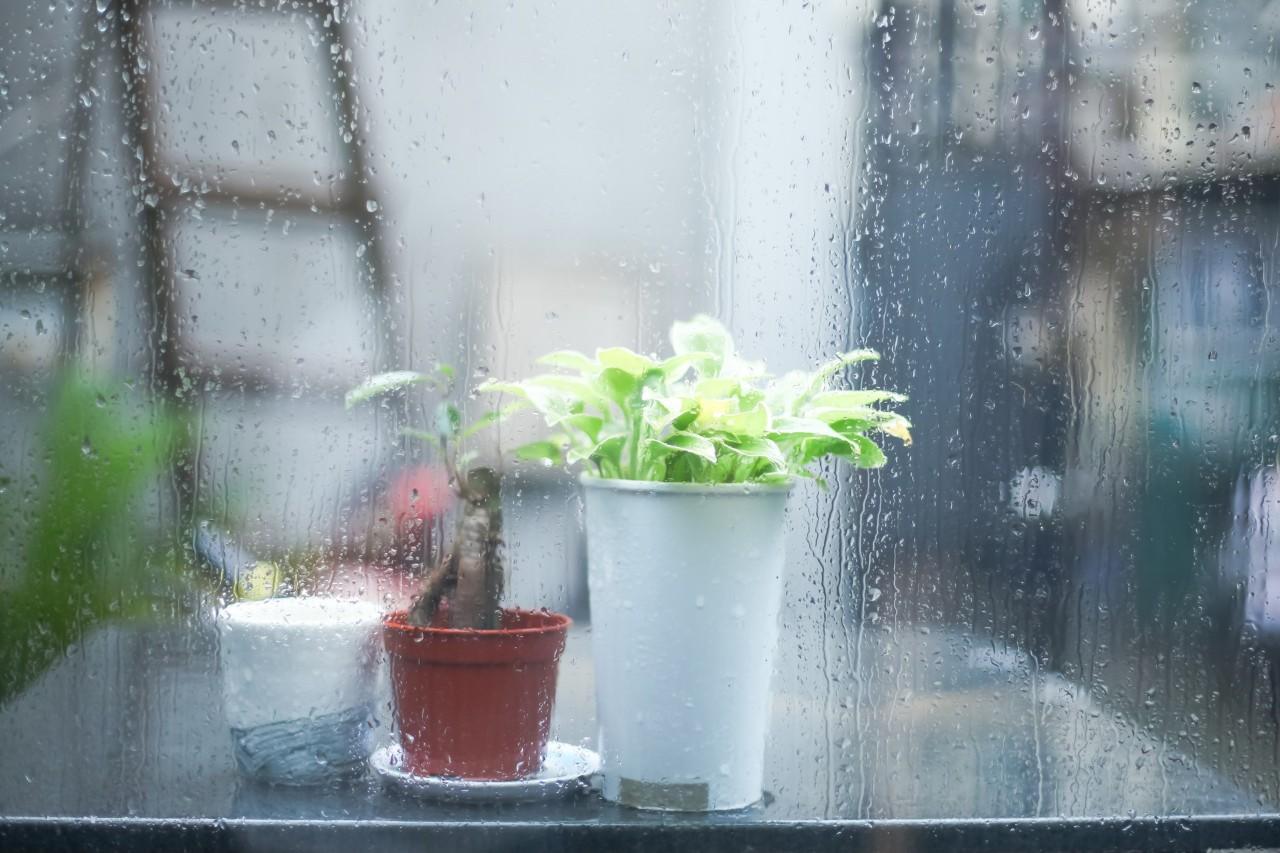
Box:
[670, 315, 732, 374]
[344, 370, 432, 409]
[0, 372, 179, 706]
[457, 402, 529, 440]
[435, 402, 462, 438]
[597, 347, 656, 376]
[401, 427, 443, 447]
[525, 375, 612, 414]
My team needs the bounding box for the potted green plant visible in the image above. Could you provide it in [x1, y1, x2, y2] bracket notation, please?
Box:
[481, 315, 910, 810]
[346, 368, 572, 781]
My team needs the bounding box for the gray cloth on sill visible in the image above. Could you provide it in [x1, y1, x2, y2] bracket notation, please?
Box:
[231, 704, 374, 785]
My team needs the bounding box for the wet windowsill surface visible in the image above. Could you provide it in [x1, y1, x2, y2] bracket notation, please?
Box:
[2, 621, 1278, 851]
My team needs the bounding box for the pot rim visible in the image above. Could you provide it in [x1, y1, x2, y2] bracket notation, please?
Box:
[382, 607, 572, 638]
[580, 475, 794, 496]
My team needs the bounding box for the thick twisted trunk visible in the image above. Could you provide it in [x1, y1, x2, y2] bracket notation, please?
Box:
[405, 467, 504, 629]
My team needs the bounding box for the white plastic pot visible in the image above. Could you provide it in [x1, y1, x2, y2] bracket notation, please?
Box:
[582, 478, 791, 811]
[217, 597, 381, 784]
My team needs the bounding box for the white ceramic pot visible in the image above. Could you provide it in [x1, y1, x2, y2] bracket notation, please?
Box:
[582, 478, 791, 810]
[217, 597, 381, 784]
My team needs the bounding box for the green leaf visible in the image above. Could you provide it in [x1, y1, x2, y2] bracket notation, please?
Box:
[566, 433, 622, 462]
[768, 415, 845, 440]
[597, 347, 656, 376]
[765, 370, 811, 415]
[807, 349, 881, 395]
[458, 402, 529, 440]
[642, 393, 698, 432]
[552, 413, 605, 443]
[807, 405, 885, 427]
[647, 431, 717, 464]
[719, 435, 786, 470]
[537, 350, 600, 374]
[714, 402, 769, 436]
[793, 435, 858, 467]
[583, 434, 627, 477]
[480, 379, 576, 420]
[672, 405, 699, 431]
[515, 440, 566, 466]
[596, 367, 640, 406]
[847, 434, 888, 468]
[658, 351, 715, 381]
[670, 315, 733, 369]
[435, 402, 461, 437]
[345, 370, 432, 409]
[808, 389, 907, 409]
[401, 428, 442, 447]
[525, 374, 612, 414]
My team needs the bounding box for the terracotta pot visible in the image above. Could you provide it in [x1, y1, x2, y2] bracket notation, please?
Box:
[383, 607, 571, 780]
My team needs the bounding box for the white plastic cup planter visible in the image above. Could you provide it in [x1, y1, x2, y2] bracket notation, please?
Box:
[583, 478, 791, 811]
[217, 597, 381, 785]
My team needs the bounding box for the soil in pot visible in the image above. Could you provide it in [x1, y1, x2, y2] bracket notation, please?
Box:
[383, 606, 570, 780]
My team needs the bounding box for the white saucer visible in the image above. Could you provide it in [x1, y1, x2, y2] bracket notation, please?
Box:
[370, 741, 600, 803]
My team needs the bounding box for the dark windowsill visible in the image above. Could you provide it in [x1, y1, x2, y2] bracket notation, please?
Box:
[3, 623, 1278, 852]
[4, 814, 1280, 853]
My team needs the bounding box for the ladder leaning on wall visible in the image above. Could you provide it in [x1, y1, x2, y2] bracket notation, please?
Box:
[53, 0, 396, 527]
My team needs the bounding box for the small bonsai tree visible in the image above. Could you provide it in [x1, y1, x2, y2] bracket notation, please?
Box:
[479, 315, 910, 485]
[347, 367, 505, 629]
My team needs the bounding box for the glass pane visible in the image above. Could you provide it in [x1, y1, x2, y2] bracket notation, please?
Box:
[1, 0, 1277, 844]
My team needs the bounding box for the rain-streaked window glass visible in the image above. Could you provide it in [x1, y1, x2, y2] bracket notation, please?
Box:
[3, 0, 1280, 845]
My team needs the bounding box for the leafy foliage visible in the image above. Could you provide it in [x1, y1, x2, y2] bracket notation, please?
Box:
[479, 315, 910, 485]
[0, 373, 179, 705]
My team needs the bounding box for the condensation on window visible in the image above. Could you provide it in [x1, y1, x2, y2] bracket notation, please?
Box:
[0, 0, 1278, 826]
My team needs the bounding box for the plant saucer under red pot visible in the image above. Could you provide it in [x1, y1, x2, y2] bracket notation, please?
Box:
[383, 606, 571, 780]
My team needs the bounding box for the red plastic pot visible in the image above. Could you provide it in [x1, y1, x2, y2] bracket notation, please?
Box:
[383, 607, 571, 780]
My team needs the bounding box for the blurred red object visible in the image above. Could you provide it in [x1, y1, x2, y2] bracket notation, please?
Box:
[390, 465, 453, 523]
[389, 464, 453, 571]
